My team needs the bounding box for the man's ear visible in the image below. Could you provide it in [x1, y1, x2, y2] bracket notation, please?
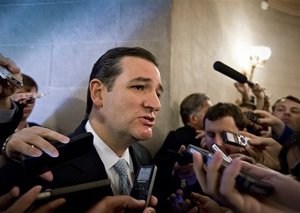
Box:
[189, 113, 199, 125]
[90, 79, 104, 107]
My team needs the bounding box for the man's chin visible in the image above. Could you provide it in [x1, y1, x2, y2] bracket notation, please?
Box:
[135, 128, 153, 141]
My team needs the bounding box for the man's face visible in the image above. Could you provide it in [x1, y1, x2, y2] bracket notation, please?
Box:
[190, 100, 212, 130]
[15, 87, 37, 119]
[273, 99, 300, 131]
[204, 116, 241, 154]
[99, 56, 163, 143]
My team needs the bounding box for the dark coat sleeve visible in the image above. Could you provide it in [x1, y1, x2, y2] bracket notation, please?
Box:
[0, 102, 23, 146]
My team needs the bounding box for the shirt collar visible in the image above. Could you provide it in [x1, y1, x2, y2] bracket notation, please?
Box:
[84, 120, 131, 170]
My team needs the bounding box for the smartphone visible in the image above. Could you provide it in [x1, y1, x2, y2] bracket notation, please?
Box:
[130, 165, 157, 207]
[187, 144, 274, 196]
[212, 144, 232, 163]
[22, 132, 94, 176]
[36, 179, 111, 201]
[0, 66, 23, 88]
[221, 131, 249, 147]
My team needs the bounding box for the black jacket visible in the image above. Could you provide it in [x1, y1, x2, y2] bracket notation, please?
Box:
[0, 102, 23, 146]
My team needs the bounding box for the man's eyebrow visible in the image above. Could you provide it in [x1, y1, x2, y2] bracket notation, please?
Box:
[129, 77, 164, 92]
[291, 107, 300, 110]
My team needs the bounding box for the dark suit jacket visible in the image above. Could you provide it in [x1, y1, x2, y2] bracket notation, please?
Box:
[153, 126, 203, 212]
[0, 102, 23, 146]
[0, 119, 152, 212]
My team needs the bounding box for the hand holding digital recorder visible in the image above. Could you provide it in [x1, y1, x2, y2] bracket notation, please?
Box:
[187, 144, 274, 196]
[130, 164, 157, 208]
[22, 132, 94, 176]
[221, 131, 249, 147]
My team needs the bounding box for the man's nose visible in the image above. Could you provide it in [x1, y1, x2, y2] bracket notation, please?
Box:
[214, 134, 224, 147]
[144, 92, 161, 112]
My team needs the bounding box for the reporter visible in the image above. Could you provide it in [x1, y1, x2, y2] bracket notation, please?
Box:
[193, 151, 300, 213]
[254, 109, 294, 144]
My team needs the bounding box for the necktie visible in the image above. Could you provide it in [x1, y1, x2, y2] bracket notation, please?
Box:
[113, 159, 131, 195]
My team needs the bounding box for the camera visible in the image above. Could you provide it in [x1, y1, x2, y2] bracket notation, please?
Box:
[221, 131, 249, 147]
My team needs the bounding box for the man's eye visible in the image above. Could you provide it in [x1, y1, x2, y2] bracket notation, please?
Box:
[131, 85, 144, 90]
[156, 92, 162, 99]
[276, 108, 285, 112]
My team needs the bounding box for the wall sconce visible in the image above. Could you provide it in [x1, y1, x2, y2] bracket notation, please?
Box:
[261, 0, 269, 10]
[248, 46, 271, 81]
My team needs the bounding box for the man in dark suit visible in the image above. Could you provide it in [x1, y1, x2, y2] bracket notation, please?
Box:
[1, 47, 162, 212]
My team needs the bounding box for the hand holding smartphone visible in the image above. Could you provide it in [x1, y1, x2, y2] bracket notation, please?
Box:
[187, 144, 274, 196]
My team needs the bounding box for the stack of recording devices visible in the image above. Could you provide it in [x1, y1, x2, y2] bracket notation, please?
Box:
[187, 144, 274, 196]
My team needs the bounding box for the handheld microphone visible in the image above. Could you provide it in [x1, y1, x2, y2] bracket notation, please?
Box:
[213, 61, 255, 88]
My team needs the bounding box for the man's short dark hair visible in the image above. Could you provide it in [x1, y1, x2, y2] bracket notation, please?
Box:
[272, 95, 300, 112]
[204, 102, 245, 130]
[22, 73, 38, 91]
[85, 47, 158, 116]
[180, 93, 210, 125]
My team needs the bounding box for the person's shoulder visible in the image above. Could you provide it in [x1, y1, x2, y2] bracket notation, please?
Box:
[171, 125, 196, 138]
[131, 143, 152, 164]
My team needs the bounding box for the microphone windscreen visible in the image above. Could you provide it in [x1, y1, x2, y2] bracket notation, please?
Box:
[213, 61, 247, 84]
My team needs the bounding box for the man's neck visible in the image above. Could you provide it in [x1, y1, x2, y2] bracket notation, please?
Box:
[88, 116, 132, 157]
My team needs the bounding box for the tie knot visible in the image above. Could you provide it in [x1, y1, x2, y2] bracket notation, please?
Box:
[113, 159, 127, 175]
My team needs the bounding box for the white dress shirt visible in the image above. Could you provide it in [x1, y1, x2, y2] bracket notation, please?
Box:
[85, 121, 134, 195]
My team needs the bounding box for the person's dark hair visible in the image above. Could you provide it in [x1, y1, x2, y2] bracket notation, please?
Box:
[22, 73, 38, 91]
[180, 93, 210, 125]
[203, 102, 245, 130]
[85, 47, 158, 116]
[272, 95, 300, 112]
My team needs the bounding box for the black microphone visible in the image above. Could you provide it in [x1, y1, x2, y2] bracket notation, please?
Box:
[213, 61, 255, 88]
